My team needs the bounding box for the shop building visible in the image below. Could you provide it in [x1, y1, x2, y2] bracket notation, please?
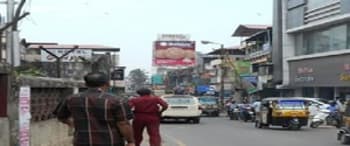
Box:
[273, 0, 350, 99]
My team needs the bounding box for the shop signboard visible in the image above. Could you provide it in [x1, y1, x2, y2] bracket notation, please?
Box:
[289, 54, 350, 87]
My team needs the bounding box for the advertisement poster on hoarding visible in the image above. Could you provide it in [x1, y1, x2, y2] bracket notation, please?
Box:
[153, 41, 196, 66]
[41, 49, 92, 62]
[19, 86, 31, 146]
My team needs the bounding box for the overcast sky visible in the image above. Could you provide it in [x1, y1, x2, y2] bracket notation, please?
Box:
[15, 0, 272, 73]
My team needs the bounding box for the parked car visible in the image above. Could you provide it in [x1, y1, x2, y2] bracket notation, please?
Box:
[198, 96, 220, 117]
[161, 95, 202, 123]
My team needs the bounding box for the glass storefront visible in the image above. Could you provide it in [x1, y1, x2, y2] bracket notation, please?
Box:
[296, 24, 350, 56]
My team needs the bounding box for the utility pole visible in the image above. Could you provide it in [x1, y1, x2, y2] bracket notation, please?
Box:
[6, 0, 15, 65]
[219, 44, 225, 109]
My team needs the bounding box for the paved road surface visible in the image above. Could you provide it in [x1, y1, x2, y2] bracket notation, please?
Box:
[145, 117, 342, 146]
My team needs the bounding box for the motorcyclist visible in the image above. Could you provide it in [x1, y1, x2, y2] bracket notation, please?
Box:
[328, 100, 339, 113]
[328, 100, 341, 128]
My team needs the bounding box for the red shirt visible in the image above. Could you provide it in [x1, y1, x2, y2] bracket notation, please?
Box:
[128, 95, 168, 118]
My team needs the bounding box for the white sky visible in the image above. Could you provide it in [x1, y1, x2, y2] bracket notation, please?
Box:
[12, 0, 272, 73]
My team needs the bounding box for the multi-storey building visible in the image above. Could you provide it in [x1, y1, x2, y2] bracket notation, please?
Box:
[233, 24, 279, 98]
[273, 0, 350, 100]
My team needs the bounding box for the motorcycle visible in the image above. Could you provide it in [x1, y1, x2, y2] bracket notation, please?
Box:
[310, 108, 330, 128]
[228, 106, 240, 120]
[310, 109, 341, 128]
[239, 105, 255, 122]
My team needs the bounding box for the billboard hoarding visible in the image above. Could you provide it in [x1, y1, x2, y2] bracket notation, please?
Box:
[41, 49, 92, 62]
[153, 41, 196, 66]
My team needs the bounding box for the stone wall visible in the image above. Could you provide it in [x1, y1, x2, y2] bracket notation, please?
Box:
[9, 76, 84, 146]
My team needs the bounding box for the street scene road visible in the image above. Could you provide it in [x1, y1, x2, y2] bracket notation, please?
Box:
[2, 0, 350, 146]
[158, 117, 340, 146]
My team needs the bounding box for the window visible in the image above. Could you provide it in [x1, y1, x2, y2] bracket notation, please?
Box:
[165, 96, 195, 105]
[297, 24, 349, 55]
[307, 0, 337, 10]
[348, 24, 350, 49]
[302, 87, 314, 97]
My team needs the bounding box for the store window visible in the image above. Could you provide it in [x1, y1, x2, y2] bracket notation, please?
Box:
[302, 87, 314, 97]
[296, 24, 349, 56]
[348, 24, 350, 49]
[307, 0, 337, 10]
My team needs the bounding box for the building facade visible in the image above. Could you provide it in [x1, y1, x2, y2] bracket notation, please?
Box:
[233, 24, 279, 98]
[274, 0, 350, 100]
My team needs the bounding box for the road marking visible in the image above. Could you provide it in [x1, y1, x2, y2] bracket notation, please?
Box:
[163, 133, 187, 146]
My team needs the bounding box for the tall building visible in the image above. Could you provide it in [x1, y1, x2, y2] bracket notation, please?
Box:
[273, 0, 350, 100]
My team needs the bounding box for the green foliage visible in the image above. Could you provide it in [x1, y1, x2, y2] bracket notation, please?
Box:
[128, 69, 148, 90]
[14, 63, 46, 77]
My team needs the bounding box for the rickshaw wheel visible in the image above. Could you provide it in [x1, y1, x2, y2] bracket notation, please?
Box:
[340, 134, 350, 144]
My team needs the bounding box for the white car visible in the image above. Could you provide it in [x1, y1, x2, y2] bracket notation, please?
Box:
[303, 98, 330, 117]
[161, 95, 202, 123]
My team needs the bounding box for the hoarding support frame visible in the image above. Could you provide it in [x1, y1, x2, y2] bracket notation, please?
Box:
[39, 45, 78, 78]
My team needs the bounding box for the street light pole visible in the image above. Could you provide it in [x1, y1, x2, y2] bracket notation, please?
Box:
[202, 40, 226, 109]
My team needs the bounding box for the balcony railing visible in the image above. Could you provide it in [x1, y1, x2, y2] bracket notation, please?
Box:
[246, 49, 271, 60]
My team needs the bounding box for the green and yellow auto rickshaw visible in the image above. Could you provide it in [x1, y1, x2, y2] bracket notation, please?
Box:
[255, 97, 309, 130]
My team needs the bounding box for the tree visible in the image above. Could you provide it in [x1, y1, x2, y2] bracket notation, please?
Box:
[128, 69, 148, 91]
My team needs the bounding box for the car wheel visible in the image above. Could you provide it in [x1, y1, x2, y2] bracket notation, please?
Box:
[193, 117, 200, 124]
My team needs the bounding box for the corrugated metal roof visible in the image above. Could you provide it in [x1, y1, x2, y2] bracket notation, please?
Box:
[28, 43, 120, 52]
[232, 24, 271, 37]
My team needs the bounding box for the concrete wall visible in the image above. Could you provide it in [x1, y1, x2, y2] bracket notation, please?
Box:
[30, 119, 72, 146]
[7, 76, 84, 146]
[0, 118, 10, 146]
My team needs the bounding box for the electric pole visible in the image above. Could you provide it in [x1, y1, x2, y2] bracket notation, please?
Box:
[6, 0, 15, 65]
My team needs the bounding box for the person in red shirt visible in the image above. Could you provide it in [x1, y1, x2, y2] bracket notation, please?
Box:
[128, 88, 168, 146]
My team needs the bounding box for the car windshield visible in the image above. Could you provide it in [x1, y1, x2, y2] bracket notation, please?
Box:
[199, 97, 217, 105]
[165, 96, 195, 105]
[276, 101, 306, 110]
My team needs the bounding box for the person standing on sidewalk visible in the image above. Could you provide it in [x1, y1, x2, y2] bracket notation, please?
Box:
[55, 72, 135, 146]
[128, 88, 168, 146]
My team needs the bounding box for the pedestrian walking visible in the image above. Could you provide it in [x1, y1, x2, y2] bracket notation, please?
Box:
[128, 88, 168, 146]
[55, 72, 135, 146]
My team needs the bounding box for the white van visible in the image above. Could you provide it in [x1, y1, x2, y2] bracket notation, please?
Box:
[161, 95, 202, 123]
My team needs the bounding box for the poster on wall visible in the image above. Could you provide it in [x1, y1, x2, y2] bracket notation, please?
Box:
[153, 41, 196, 66]
[19, 86, 31, 146]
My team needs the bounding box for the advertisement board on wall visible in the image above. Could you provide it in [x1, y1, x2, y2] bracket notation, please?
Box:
[19, 86, 31, 146]
[41, 49, 92, 62]
[153, 41, 196, 66]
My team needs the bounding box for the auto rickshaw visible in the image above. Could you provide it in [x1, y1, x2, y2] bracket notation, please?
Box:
[255, 97, 309, 130]
[337, 100, 350, 144]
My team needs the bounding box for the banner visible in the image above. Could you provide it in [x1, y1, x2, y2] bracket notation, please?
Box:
[234, 61, 251, 75]
[151, 74, 164, 85]
[19, 86, 31, 146]
[153, 41, 196, 66]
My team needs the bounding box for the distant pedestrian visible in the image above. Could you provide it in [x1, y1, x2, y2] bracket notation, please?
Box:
[55, 72, 135, 146]
[128, 88, 168, 146]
